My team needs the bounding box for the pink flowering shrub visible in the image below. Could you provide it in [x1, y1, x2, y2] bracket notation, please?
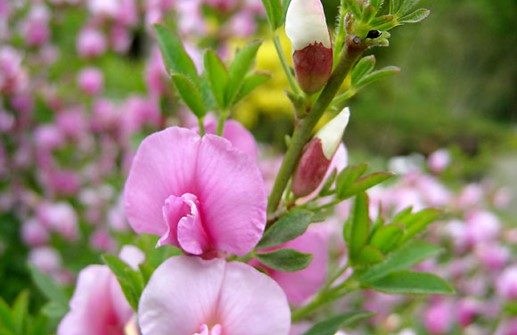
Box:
[1, 1, 515, 335]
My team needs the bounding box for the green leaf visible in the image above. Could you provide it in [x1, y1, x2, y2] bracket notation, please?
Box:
[261, 0, 283, 30]
[335, 163, 368, 198]
[203, 50, 229, 109]
[389, 0, 401, 13]
[199, 71, 218, 112]
[319, 169, 338, 196]
[355, 245, 384, 265]
[226, 41, 262, 106]
[103, 255, 144, 311]
[12, 291, 29, 334]
[343, 0, 363, 19]
[364, 270, 455, 295]
[398, 0, 421, 15]
[370, 0, 384, 10]
[360, 241, 442, 282]
[0, 298, 14, 332]
[347, 193, 370, 259]
[41, 301, 68, 319]
[233, 72, 270, 104]
[153, 24, 199, 84]
[399, 8, 430, 24]
[352, 56, 376, 86]
[357, 66, 400, 88]
[340, 172, 395, 199]
[256, 248, 312, 272]
[362, 4, 377, 23]
[257, 209, 313, 249]
[302, 311, 375, 335]
[27, 314, 48, 335]
[171, 74, 206, 118]
[402, 208, 442, 242]
[28, 265, 68, 306]
[370, 224, 404, 253]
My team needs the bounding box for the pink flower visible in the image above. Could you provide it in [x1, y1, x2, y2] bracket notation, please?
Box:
[138, 256, 290, 335]
[124, 127, 266, 257]
[77, 27, 107, 58]
[428, 149, 450, 174]
[58, 246, 144, 335]
[77, 67, 103, 95]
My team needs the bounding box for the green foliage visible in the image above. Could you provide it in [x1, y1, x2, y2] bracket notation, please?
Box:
[363, 270, 454, 295]
[226, 41, 263, 107]
[261, 0, 284, 30]
[171, 74, 206, 118]
[257, 209, 313, 249]
[335, 164, 395, 200]
[28, 265, 69, 317]
[0, 292, 49, 335]
[360, 241, 442, 282]
[102, 255, 144, 312]
[302, 311, 375, 335]
[256, 248, 313, 272]
[153, 24, 199, 83]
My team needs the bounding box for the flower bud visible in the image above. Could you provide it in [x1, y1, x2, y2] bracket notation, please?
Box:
[292, 107, 350, 197]
[285, 0, 332, 94]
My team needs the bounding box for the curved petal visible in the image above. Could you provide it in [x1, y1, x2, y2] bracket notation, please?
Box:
[196, 134, 266, 256]
[219, 261, 291, 335]
[138, 256, 225, 335]
[204, 119, 258, 159]
[124, 127, 199, 235]
[58, 266, 120, 335]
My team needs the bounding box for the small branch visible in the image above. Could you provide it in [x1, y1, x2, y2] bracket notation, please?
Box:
[267, 36, 368, 216]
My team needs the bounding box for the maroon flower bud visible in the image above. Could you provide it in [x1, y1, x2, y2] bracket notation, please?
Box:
[292, 108, 350, 197]
[286, 0, 333, 94]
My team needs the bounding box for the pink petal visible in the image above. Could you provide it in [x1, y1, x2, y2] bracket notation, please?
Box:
[176, 194, 211, 254]
[138, 256, 291, 335]
[138, 256, 225, 334]
[124, 127, 199, 236]
[196, 134, 266, 256]
[58, 266, 120, 335]
[125, 127, 266, 256]
[218, 261, 291, 335]
[204, 119, 258, 159]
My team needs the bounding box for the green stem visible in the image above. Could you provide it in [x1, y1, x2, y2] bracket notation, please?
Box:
[273, 34, 300, 95]
[291, 277, 360, 322]
[198, 117, 206, 136]
[216, 109, 228, 136]
[267, 36, 368, 215]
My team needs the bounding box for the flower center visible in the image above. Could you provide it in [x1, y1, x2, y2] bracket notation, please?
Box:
[160, 193, 212, 255]
[192, 324, 222, 335]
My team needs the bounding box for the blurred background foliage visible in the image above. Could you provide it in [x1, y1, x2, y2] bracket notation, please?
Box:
[250, 0, 517, 165]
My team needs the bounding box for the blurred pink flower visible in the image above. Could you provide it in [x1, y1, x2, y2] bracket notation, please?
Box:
[37, 201, 79, 241]
[254, 226, 329, 306]
[423, 299, 452, 335]
[138, 256, 291, 335]
[58, 246, 144, 335]
[77, 27, 107, 58]
[124, 127, 266, 257]
[21, 217, 49, 246]
[428, 149, 451, 174]
[21, 4, 50, 47]
[496, 266, 517, 300]
[77, 67, 103, 95]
